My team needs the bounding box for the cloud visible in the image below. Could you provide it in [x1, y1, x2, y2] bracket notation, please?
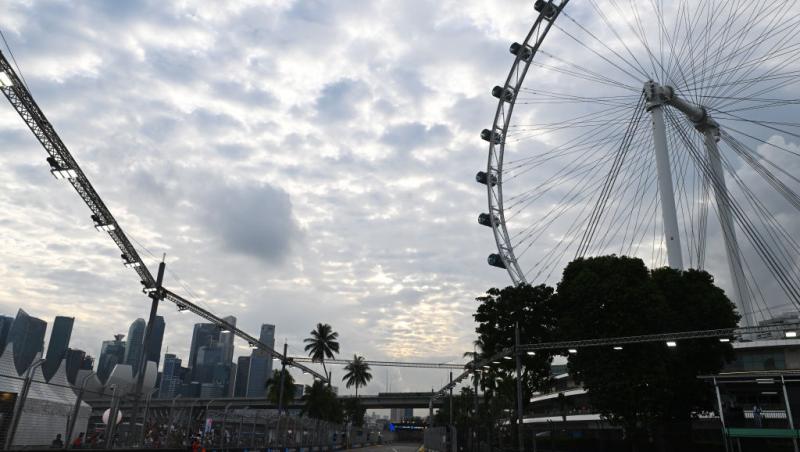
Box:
[200, 181, 300, 263]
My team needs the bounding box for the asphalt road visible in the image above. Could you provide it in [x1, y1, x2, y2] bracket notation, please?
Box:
[347, 443, 421, 452]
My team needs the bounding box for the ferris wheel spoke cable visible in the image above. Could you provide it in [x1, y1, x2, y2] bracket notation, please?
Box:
[587, 125, 659, 254]
[721, 127, 800, 184]
[706, 3, 799, 102]
[667, 110, 800, 308]
[506, 118, 650, 224]
[722, 133, 800, 213]
[575, 94, 646, 258]
[511, 138, 649, 254]
[702, 1, 779, 100]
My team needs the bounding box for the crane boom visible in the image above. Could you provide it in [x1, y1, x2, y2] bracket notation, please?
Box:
[0, 50, 327, 382]
[0, 51, 155, 287]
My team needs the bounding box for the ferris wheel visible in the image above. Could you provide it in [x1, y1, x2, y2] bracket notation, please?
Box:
[478, 0, 800, 327]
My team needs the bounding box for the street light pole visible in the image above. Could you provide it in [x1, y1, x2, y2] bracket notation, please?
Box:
[131, 258, 167, 445]
[515, 322, 524, 452]
[65, 371, 95, 448]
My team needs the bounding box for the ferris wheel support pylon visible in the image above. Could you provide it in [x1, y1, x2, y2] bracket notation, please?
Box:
[645, 81, 684, 270]
[645, 81, 754, 327]
[704, 131, 755, 328]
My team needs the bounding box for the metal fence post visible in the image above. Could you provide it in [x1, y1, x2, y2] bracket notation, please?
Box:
[65, 371, 95, 448]
[4, 358, 45, 449]
[782, 376, 799, 452]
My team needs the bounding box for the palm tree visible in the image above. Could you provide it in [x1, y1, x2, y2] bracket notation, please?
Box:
[342, 354, 372, 398]
[303, 323, 340, 381]
[266, 369, 295, 408]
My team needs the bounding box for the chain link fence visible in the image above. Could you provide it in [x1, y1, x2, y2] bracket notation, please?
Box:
[0, 368, 365, 450]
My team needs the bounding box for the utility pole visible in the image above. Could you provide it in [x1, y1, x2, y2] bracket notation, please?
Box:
[131, 257, 166, 445]
[515, 323, 524, 452]
[277, 341, 288, 415]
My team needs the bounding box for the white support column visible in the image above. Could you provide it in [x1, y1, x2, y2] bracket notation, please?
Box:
[650, 103, 684, 269]
[704, 131, 754, 327]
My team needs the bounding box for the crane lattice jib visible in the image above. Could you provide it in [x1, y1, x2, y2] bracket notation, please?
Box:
[0, 50, 155, 287]
[163, 290, 326, 379]
[0, 50, 328, 382]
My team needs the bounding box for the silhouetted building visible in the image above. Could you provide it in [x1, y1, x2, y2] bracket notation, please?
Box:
[234, 356, 250, 397]
[145, 316, 165, 365]
[64, 348, 86, 384]
[125, 318, 146, 373]
[219, 315, 236, 364]
[8, 309, 47, 375]
[246, 324, 275, 397]
[0, 315, 14, 353]
[189, 323, 220, 373]
[43, 316, 74, 380]
[159, 353, 182, 399]
[98, 334, 126, 383]
[293, 383, 304, 400]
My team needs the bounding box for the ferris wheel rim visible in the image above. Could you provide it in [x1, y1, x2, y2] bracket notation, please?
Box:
[485, 0, 571, 285]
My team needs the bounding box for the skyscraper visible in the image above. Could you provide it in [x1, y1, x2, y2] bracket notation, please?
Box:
[219, 315, 237, 365]
[98, 334, 126, 383]
[158, 353, 182, 399]
[125, 318, 146, 373]
[145, 316, 165, 365]
[188, 323, 220, 372]
[234, 356, 250, 397]
[8, 309, 47, 376]
[43, 316, 74, 380]
[64, 348, 86, 385]
[0, 315, 14, 354]
[246, 324, 275, 397]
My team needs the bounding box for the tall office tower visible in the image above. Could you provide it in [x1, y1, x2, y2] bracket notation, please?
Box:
[158, 353, 183, 399]
[219, 316, 237, 364]
[8, 309, 47, 376]
[125, 318, 146, 373]
[43, 316, 74, 380]
[188, 323, 220, 372]
[0, 314, 14, 353]
[234, 356, 250, 397]
[246, 324, 276, 397]
[145, 315, 166, 365]
[64, 348, 86, 385]
[98, 334, 126, 383]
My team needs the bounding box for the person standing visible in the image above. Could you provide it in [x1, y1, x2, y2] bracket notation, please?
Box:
[753, 405, 763, 428]
[50, 434, 63, 448]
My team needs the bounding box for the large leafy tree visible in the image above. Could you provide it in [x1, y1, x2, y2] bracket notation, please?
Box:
[342, 354, 372, 398]
[554, 255, 739, 442]
[266, 369, 296, 408]
[302, 380, 343, 423]
[304, 323, 340, 381]
[474, 284, 557, 402]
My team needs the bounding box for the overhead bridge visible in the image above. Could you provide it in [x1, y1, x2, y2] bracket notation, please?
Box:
[85, 392, 469, 412]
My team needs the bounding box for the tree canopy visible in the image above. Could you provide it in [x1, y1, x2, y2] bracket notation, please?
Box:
[473, 284, 556, 401]
[304, 323, 340, 380]
[301, 379, 343, 423]
[342, 354, 372, 398]
[266, 369, 296, 408]
[553, 255, 739, 432]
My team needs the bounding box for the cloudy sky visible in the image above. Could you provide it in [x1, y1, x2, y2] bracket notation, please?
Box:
[0, 0, 538, 393]
[1, 0, 799, 396]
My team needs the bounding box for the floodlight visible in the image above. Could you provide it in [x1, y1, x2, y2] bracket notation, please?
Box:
[786, 331, 797, 338]
[503, 356, 512, 360]
[0, 72, 12, 87]
[666, 341, 677, 347]
[613, 346, 623, 350]
[567, 349, 577, 354]
[719, 338, 730, 343]
[526, 351, 536, 356]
